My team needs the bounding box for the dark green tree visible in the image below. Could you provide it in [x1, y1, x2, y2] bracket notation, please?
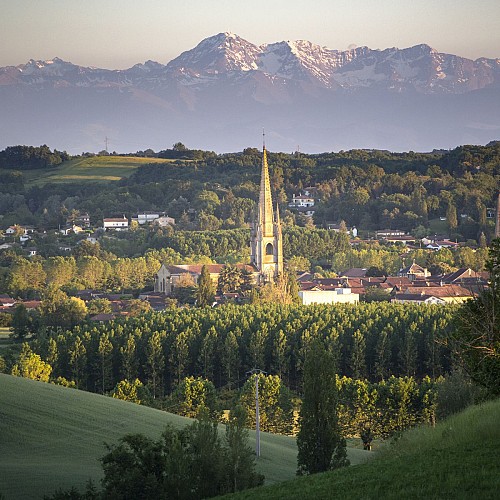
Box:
[146, 332, 165, 399]
[98, 334, 113, 394]
[449, 239, 500, 395]
[224, 405, 264, 492]
[196, 265, 215, 307]
[297, 339, 349, 475]
[69, 335, 87, 389]
[351, 329, 366, 379]
[10, 303, 31, 340]
[217, 264, 243, 294]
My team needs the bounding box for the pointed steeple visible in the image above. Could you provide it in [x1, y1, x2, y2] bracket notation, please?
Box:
[250, 135, 284, 282]
[258, 144, 275, 236]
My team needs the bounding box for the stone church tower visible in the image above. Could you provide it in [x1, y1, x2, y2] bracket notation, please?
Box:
[250, 143, 284, 282]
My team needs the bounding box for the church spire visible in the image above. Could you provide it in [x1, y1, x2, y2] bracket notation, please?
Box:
[250, 134, 284, 282]
[258, 141, 275, 236]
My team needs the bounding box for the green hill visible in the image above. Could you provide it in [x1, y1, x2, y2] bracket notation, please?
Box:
[23, 156, 173, 186]
[226, 399, 500, 499]
[0, 374, 370, 499]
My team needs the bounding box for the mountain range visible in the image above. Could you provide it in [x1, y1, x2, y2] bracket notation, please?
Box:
[1, 32, 499, 153]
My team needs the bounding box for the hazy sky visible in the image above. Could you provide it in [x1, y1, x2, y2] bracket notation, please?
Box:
[2, 0, 500, 68]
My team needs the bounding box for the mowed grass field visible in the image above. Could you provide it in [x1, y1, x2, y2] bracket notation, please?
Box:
[0, 327, 12, 350]
[0, 374, 371, 499]
[23, 156, 175, 186]
[226, 399, 500, 500]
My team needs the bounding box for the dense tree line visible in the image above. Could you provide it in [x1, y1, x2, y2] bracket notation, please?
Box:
[0, 145, 69, 170]
[0, 143, 498, 243]
[27, 303, 454, 397]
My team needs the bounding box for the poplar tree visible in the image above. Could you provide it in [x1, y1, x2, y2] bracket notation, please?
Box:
[98, 333, 113, 393]
[297, 339, 349, 475]
[146, 332, 165, 398]
[223, 330, 240, 389]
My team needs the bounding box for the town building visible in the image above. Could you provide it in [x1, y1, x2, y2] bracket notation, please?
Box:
[392, 284, 473, 304]
[398, 261, 431, 281]
[103, 217, 129, 231]
[298, 284, 359, 305]
[154, 215, 175, 227]
[289, 194, 315, 208]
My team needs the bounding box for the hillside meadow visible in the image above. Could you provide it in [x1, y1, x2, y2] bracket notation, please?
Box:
[0, 374, 370, 499]
[225, 398, 500, 499]
[23, 156, 174, 186]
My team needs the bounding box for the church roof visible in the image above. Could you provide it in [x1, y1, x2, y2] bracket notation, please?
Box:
[166, 264, 256, 275]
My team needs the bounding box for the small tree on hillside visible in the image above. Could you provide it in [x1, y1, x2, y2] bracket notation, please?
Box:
[297, 339, 349, 475]
[11, 343, 52, 382]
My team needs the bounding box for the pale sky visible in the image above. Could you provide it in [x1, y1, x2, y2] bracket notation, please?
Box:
[1, 0, 499, 68]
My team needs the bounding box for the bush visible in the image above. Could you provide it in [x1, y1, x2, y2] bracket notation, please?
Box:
[436, 369, 484, 419]
[0, 312, 12, 327]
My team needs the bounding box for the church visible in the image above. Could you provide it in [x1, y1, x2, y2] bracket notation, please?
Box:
[154, 143, 283, 295]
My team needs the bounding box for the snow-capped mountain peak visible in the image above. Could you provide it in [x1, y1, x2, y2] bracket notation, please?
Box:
[166, 32, 261, 74]
[3, 34, 499, 94]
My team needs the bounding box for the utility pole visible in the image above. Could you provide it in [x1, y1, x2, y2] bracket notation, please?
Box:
[247, 368, 266, 458]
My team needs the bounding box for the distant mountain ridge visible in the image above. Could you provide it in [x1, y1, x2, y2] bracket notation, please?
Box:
[3, 32, 499, 93]
[0, 32, 499, 153]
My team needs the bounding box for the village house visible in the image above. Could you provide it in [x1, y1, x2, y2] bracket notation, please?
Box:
[375, 229, 407, 239]
[59, 224, 85, 235]
[132, 212, 160, 225]
[66, 213, 91, 228]
[0, 294, 17, 307]
[103, 217, 129, 231]
[153, 215, 175, 227]
[298, 282, 359, 305]
[289, 194, 315, 208]
[326, 223, 357, 237]
[130, 212, 175, 226]
[392, 284, 473, 304]
[398, 261, 431, 281]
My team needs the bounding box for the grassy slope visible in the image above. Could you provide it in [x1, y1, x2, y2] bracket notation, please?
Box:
[0, 327, 13, 350]
[23, 156, 173, 186]
[428, 217, 450, 235]
[227, 399, 500, 500]
[0, 374, 369, 499]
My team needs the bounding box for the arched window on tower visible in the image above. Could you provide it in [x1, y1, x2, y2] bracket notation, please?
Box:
[266, 242, 273, 255]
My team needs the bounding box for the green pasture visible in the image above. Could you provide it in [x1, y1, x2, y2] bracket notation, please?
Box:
[227, 399, 500, 499]
[0, 326, 12, 349]
[23, 156, 173, 186]
[428, 217, 450, 235]
[0, 374, 372, 499]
